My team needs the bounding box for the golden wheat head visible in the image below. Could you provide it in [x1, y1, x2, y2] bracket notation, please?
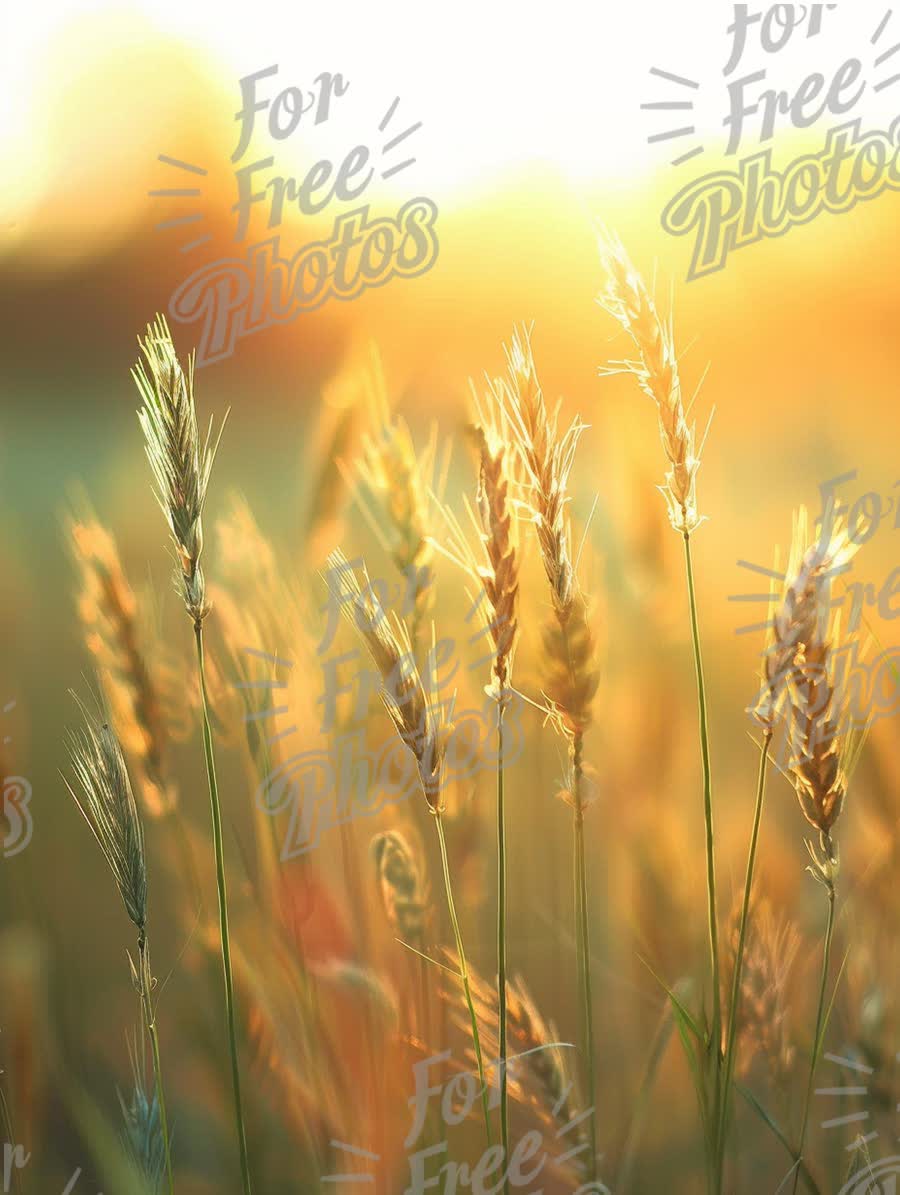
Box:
[324, 549, 447, 807]
[133, 314, 227, 625]
[598, 234, 706, 537]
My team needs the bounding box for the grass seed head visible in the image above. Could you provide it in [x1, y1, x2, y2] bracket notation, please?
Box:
[69, 513, 176, 818]
[64, 691, 148, 931]
[755, 504, 858, 731]
[354, 345, 435, 633]
[119, 1075, 167, 1192]
[472, 404, 520, 694]
[325, 549, 447, 808]
[728, 900, 800, 1087]
[757, 506, 863, 846]
[501, 327, 599, 739]
[371, 829, 430, 948]
[133, 314, 226, 625]
[598, 234, 705, 537]
[503, 326, 583, 616]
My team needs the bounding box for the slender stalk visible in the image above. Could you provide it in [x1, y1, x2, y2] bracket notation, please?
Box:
[791, 880, 836, 1195]
[138, 935, 175, 1195]
[682, 529, 721, 1174]
[496, 703, 510, 1191]
[573, 732, 598, 1184]
[433, 809, 493, 1146]
[194, 623, 253, 1195]
[715, 730, 772, 1192]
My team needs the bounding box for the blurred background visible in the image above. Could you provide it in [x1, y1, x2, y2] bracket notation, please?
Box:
[4, 1, 900, 1191]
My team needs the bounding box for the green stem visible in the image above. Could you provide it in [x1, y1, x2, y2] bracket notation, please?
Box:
[573, 733, 598, 1184]
[433, 809, 493, 1147]
[138, 935, 175, 1195]
[682, 530, 721, 1171]
[791, 879, 836, 1195]
[194, 623, 253, 1195]
[715, 730, 772, 1192]
[497, 703, 509, 1192]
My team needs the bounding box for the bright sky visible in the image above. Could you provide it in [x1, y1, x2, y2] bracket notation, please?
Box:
[3, 1, 899, 235]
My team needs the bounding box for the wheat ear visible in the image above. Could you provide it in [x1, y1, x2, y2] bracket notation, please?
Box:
[353, 344, 436, 653]
[598, 234, 706, 537]
[63, 692, 174, 1195]
[69, 514, 176, 819]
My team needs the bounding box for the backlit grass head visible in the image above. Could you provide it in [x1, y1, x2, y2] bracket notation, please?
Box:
[133, 314, 227, 625]
[63, 690, 147, 931]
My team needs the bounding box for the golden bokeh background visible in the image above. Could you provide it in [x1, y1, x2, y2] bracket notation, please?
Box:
[3, 4, 900, 1191]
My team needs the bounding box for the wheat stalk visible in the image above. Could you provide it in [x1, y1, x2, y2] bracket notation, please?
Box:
[765, 510, 865, 1195]
[325, 550, 492, 1146]
[430, 370, 524, 1177]
[473, 396, 520, 1187]
[716, 503, 862, 1187]
[501, 325, 600, 1182]
[133, 315, 252, 1195]
[787, 620, 860, 1195]
[598, 238, 725, 1187]
[470, 378, 522, 1183]
[62, 692, 174, 1195]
